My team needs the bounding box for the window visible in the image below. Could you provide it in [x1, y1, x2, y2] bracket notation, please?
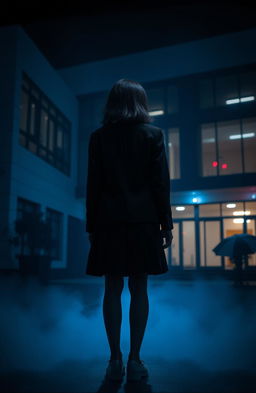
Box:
[201, 117, 256, 176]
[172, 205, 194, 219]
[146, 87, 164, 116]
[199, 69, 256, 108]
[19, 72, 71, 176]
[200, 221, 221, 267]
[167, 127, 180, 179]
[199, 204, 221, 217]
[216, 74, 239, 107]
[16, 197, 41, 255]
[240, 71, 256, 100]
[167, 85, 179, 113]
[201, 122, 217, 176]
[46, 208, 63, 260]
[217, 119, 242, 175]
[241, 117, 256, 173]
[199, 78, 214, 108]
[183, 221, 196, 268]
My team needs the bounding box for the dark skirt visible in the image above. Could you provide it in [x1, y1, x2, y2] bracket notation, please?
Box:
[85, 222, 169, 277]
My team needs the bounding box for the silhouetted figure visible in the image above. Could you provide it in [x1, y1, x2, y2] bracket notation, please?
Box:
[232, 254, 245, 286]
[85, 79, 173, 380]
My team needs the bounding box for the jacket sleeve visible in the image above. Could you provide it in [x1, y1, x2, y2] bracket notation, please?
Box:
[85, 131, 102, 233]
[149, 129, 174, 231]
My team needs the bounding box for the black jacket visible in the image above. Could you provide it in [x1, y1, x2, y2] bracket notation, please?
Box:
[85, 121, 174, 233]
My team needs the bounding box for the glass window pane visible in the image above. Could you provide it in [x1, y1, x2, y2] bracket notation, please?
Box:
[57, 125, 64, 149]
[167, 85, 178, 113]
[246, 218, 256, 266]
[240, 71, 256, 100]
[19, 89, 29, 132]
[40, 109, 48, 147]
[170, 222, 180, 266]
[217, 119, 242, 175]
[201, 123, 217, 176]
[49, 120, 55, 152]
[63, 130, 70, 162]
[216, 74, 239, 106]
[29, 101, 36, 136]
[221, 202, 244, 216]
[146, 87, 164, 114]
[245, 201, 256, 215]
[199, 204, 221, 217]
[223, 218, 243, 269]
[183, 221, 196, 268]
[241, 117, 256, 173]
[200, 221, 206, 266]
[199, 78, 214, 108]
[168, 127, 180, 179]
[172, 205, 194, 218]
[201, 221, 221, 267]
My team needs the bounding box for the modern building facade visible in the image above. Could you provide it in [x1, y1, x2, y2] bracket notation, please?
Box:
[1, 25, 256, 279]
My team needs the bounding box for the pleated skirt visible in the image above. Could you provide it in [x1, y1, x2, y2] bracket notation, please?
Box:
[85, 222, 169, 277]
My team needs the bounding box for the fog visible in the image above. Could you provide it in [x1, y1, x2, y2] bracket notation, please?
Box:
[1, 275, 255, 375]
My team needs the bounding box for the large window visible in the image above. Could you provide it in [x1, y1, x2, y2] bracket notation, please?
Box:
[46, 208, 63, 260]
[199, 201, 256, 268]
[145, 83, 179, 116]
[19, 72, 71, 176]
[16, 197, 41, 255]
[167, 127, 180, 179]
[201, 117, 256, 176]
[199, 69, 256, 108]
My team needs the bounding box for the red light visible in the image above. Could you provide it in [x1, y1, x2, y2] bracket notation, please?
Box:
[212, 161, 218, 167]
[222, 163, 228, 169]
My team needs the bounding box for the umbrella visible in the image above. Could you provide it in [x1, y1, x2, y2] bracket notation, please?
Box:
[212, 233, 256, 259]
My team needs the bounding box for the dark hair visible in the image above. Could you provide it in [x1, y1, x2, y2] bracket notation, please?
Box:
[102, 79, 152, 126]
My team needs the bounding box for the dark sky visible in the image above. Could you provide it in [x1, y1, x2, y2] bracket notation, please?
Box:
[1, 1, 256, 69]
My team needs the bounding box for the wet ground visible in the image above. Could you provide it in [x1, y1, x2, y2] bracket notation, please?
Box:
[1, 275, 256, 393]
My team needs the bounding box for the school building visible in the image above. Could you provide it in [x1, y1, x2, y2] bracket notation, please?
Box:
[0, 25, 255, 280]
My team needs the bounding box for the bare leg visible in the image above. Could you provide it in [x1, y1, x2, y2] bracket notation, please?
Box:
[128, 274, 149, 361]
[103, 274, 124, 361]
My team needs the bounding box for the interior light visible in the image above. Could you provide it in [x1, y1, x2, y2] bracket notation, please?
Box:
[149, 110, 164, 116]
[226, 203, 236, 208]
[229, 132, 255, 140]
[240, 96, 255, 102]
[226, 98, 240, 105]
[233, 218, 244, 223]
[246, 219, 251, 223]
[233, 210, 251, 216]
[212, 161, 218, 167]
[203, 138, 215, 143]
[176, 206, 185, 211]
[192, 197, 198, 203]
[226, 96, 255, 105]
[221, 163, 228, 169]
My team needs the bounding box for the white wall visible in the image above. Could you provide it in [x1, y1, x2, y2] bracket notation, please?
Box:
[0, 25, 83, 269]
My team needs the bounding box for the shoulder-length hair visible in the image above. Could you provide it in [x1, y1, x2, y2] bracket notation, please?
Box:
[102, 79, 152, 126]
